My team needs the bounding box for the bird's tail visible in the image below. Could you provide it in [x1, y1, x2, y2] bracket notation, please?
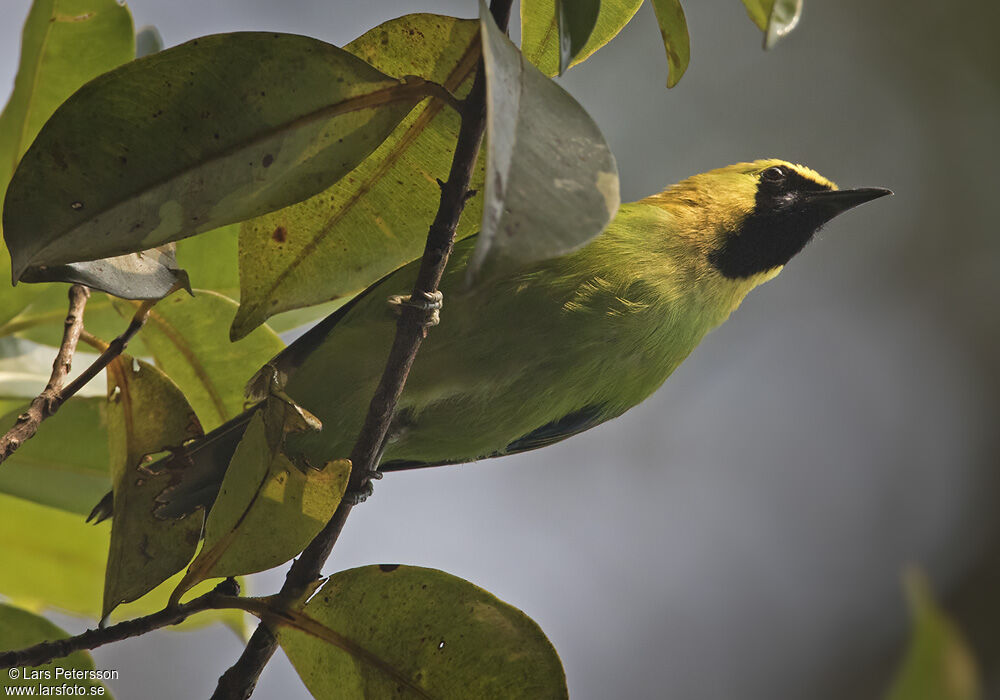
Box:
[87, 410, 254, 523]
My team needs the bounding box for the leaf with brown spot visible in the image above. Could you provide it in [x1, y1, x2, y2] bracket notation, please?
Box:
[276, 565, 567, 699]
[102, 354, 204, 620]
[231, 14, 484, 339]
[4, 31, 429, 282]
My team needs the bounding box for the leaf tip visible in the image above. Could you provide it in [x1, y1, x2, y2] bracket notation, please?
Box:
[229, 307, 259, 342]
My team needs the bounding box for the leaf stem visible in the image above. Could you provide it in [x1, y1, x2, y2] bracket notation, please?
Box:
[211, 2, 513, 697]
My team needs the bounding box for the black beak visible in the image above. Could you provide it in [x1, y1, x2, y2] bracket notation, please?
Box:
[802, 186, 893, 220]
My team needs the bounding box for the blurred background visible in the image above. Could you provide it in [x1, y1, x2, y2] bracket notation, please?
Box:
[2, 0, 998, 698]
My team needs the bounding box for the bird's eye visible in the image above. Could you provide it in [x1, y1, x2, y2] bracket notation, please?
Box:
[760, 166, 787, 182]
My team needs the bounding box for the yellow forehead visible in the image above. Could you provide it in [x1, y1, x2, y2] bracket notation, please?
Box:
[744, 158, 838, 190]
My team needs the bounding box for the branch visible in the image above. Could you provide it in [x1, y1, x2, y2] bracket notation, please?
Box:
[67, 297, 155, 393]
[0, 285, 89, 463]
[0, 291, 160, 467]
[212, 2, 513, 697]
[0, 583, 260, 669]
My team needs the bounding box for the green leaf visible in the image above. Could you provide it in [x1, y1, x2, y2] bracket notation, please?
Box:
[111, 291, 284, 431]
[277, 565, 567, 699]
[0, 603, 107, 694]
[0, 0, 135, 325]
[175, 225, 241, 300]
[740, 0, 773, 31]
[173, 223, 346, 333]
[18, 244, 189, 301]
[764, 0, 803, 49]
[649, 0, 690, 87]
[522, 0, 642, 76]
[0, 397, 110, 515]
[268, 299, 350, 335]
[740, 0, 803, 48]
[557, 0, 601, 75]
[0, 493, 245, 634]
[172, 411, 348, 603]
[886, 570, 980, 700]
[3, 32, 430, 283]
[231, 14, 482, 339]
[469, 2, 620, 283]
[102, 355, 204, 620]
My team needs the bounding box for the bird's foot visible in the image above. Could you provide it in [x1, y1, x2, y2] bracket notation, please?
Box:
[387, 290, 443, 327]
[342, 469, 383, 506]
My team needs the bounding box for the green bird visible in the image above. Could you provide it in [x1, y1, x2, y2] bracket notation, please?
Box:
[144, 159, 890, 518]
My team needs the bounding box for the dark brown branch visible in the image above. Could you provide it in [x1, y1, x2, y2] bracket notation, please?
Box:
[211, 2, 513, 697]
[0, 585, 255, 669]
[66, 297, 155, 396]
[0, 284, 89, 463]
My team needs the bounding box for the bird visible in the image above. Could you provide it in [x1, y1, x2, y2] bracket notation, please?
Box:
[106, 159, 891, 520]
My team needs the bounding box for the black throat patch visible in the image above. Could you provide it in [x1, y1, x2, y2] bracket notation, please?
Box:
[709, 167, 833, 279]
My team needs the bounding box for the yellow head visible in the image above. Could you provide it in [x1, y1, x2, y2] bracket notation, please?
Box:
[647, 159, 891, 280]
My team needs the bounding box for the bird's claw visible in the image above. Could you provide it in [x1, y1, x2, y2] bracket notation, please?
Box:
[387, 290, 444, 327]
[342, 469, 383, 506]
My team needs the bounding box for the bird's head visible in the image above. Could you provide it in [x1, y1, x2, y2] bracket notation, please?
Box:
[651, 159, 891, 281]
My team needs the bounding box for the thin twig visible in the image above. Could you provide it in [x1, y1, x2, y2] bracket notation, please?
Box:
[0, 285, 89, 463]
[0, 292, 159, 467]
[0, 583, 258, 669]
[62, 298, 155, 398]
[211, 3, 513, 697]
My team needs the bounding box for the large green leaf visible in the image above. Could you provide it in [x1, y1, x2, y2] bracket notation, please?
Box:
[277, 565, 567, 699]
[468, 2, 620, 283]
[0, 0, 134, 325]
[521, 0, 642, 76]
[0, 604, 107, 694]
[102, 355, 204, 619]
[0, 493, 245, 634]
[886, 571, 979, 700]
[3, 32, 430, 283]
[557, 0, 601, 75]
[649, 0, 690, 87]
[231, 14, 483, 339]
[172, 223, 348, 333]
[173, 410, 348, 603]
[111, 291, 284, 431]
[0, 397, 109, 515]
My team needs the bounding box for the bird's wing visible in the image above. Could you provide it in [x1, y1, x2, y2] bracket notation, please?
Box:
[380, 403, 609, 472]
